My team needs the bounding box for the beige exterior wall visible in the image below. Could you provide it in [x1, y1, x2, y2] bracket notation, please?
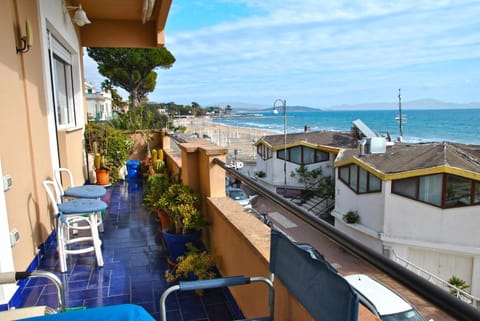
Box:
[1, 0, 54, 272]
[0, 0, 172, 306]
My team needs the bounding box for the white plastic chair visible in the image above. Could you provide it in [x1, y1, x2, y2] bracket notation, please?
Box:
[42, 180, 105, 272]
[54, 168, 106, 232]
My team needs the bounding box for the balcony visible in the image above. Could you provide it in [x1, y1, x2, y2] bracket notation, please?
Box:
[7, 137, 480, 321]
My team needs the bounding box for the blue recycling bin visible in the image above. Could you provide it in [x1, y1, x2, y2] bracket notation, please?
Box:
[126, 160, 141, 179]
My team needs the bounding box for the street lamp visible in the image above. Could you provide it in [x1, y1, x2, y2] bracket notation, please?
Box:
[272, 99, 287, 191]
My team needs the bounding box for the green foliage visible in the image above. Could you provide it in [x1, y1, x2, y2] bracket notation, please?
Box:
[174, 125, 187, 133]
[291, 164, 323, 188]
[343, 210, 360, 224]
[87, 47, 175, 107]
[158, 183, 206, 234]
[255, 170, 266, 178]
[85, 122, 133, 183]
[165, 243, 216, 295]
[142, 174, 170, 211]
[448, 276, 470, 296]
[290, 164, 335, 199]
[108, 105, 167, 130]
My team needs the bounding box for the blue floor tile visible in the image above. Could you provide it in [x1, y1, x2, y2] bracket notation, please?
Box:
[16, 180, 240, 320]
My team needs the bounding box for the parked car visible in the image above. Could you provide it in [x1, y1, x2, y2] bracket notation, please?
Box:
[344, 274, 430, 321]
[226, 187, 256, 211]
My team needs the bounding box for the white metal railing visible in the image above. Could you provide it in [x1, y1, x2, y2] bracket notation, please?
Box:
[390, 249, 479, 308]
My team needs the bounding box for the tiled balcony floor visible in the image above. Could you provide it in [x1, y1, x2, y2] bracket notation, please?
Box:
[16, 179, 239, 321]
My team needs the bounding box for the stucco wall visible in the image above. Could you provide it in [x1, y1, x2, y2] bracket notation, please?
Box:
[384, 181, 480, 247]
[0, 0, 56, 271]
[334, 178, 385, 232]
[206, 197, 314, 321]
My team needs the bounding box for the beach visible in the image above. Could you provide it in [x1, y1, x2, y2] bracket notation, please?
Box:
[173, 116, 277, 162]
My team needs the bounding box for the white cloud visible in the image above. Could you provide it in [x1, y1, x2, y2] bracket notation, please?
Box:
[89, 1, 480, 106]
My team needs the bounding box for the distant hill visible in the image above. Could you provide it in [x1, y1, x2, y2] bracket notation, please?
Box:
[327, 99, 480, 110]
[224, 99, 480, 112]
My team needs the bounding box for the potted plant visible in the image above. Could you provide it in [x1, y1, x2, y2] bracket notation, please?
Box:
[85, 122, 133, 184]
[343, 210, 360, 224]
[94, 152, 110, 185]
[448, 276, 470, 298]
[165, 243, 217, 295]
[158, 183, 207, 264]
[142, 174, 171, 231]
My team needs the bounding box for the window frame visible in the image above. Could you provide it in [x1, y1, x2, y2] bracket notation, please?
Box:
[48, 35, 77, 129]
[257, 143, 273, 160]
[391, 173, 480, 208]
[277, 145, 330, 165]
[338, 164, 382, 194]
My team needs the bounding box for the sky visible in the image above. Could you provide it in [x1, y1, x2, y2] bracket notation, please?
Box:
[83, 0, 480, 108]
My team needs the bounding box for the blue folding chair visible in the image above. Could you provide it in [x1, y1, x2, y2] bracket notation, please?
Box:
[159, 229, 358, 321]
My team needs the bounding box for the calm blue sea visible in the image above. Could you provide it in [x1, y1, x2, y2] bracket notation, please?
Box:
[212, 109, 480, 145]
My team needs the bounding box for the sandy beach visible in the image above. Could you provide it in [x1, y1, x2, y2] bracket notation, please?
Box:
[173, 116, 277, 162]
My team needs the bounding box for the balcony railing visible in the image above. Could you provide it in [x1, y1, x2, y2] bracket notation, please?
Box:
[391, 249, 480, 308]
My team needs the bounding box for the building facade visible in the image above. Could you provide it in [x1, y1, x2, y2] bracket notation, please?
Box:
[85, 82, 113, 121]
[0, 0, 171, 305]
[333, 141, 480, 301]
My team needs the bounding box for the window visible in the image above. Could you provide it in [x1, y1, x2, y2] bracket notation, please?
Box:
[257, 143, 272, 160]
[419, 175, 442, 206]
[49, 35, 76, 128]
[338, 164, 381, 194]
[290, 146, 302, 164]
[445, 175, 473, 207]
[474, 181, 480, 204]
[392, 174, 480, 208]
[277, 145, 330, 165]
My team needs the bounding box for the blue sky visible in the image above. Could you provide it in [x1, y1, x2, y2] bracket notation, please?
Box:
[84, 0, 480, 108]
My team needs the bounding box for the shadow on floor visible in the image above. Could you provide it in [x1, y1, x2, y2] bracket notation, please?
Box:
[17, 179, 240, 321]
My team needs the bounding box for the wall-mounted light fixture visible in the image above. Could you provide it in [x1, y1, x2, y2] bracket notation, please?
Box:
[65, 3, 91, 27]
[16, 19, 33, 54]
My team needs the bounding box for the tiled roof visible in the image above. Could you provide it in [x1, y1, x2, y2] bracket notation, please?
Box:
[338, 142, 480, 175]
[258, 130, 357, 150]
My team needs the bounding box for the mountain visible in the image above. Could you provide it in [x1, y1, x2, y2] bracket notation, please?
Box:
[223, 99, 480, 112]
[327, 99, 480, 110]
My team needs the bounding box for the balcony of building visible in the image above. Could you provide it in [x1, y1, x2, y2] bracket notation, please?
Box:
[6, 135, 480, 321]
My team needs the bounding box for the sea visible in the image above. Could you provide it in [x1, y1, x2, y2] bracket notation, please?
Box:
[212, 109, 480, 145]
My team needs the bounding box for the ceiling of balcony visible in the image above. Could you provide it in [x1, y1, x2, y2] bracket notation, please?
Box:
[68, 0, 172, 48]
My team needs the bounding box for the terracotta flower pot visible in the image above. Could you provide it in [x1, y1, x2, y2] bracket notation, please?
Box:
[155, 209, 171, 232]
[95, 169, 110, 185]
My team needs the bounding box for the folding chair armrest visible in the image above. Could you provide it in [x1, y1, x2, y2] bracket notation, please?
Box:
[0, 270, 65, 312]
[179, 276, 251, 291]
[160, 275, 274, 321]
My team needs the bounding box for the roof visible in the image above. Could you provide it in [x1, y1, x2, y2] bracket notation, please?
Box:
[337, 141, 480, 179]
[257, 130, 357, 151]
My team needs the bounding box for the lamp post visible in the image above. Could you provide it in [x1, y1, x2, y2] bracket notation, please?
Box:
[272, 99, 287, 190]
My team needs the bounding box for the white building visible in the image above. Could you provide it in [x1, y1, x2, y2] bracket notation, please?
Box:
[85, 82, 113, 121]
[333, 141, 480, 303]
[255, 128, 480, 304]
[255, 130, 355, 195]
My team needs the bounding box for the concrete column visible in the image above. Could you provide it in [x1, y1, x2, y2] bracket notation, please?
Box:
[178, 141, 227, 198]
[198, 145, 228, 198]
